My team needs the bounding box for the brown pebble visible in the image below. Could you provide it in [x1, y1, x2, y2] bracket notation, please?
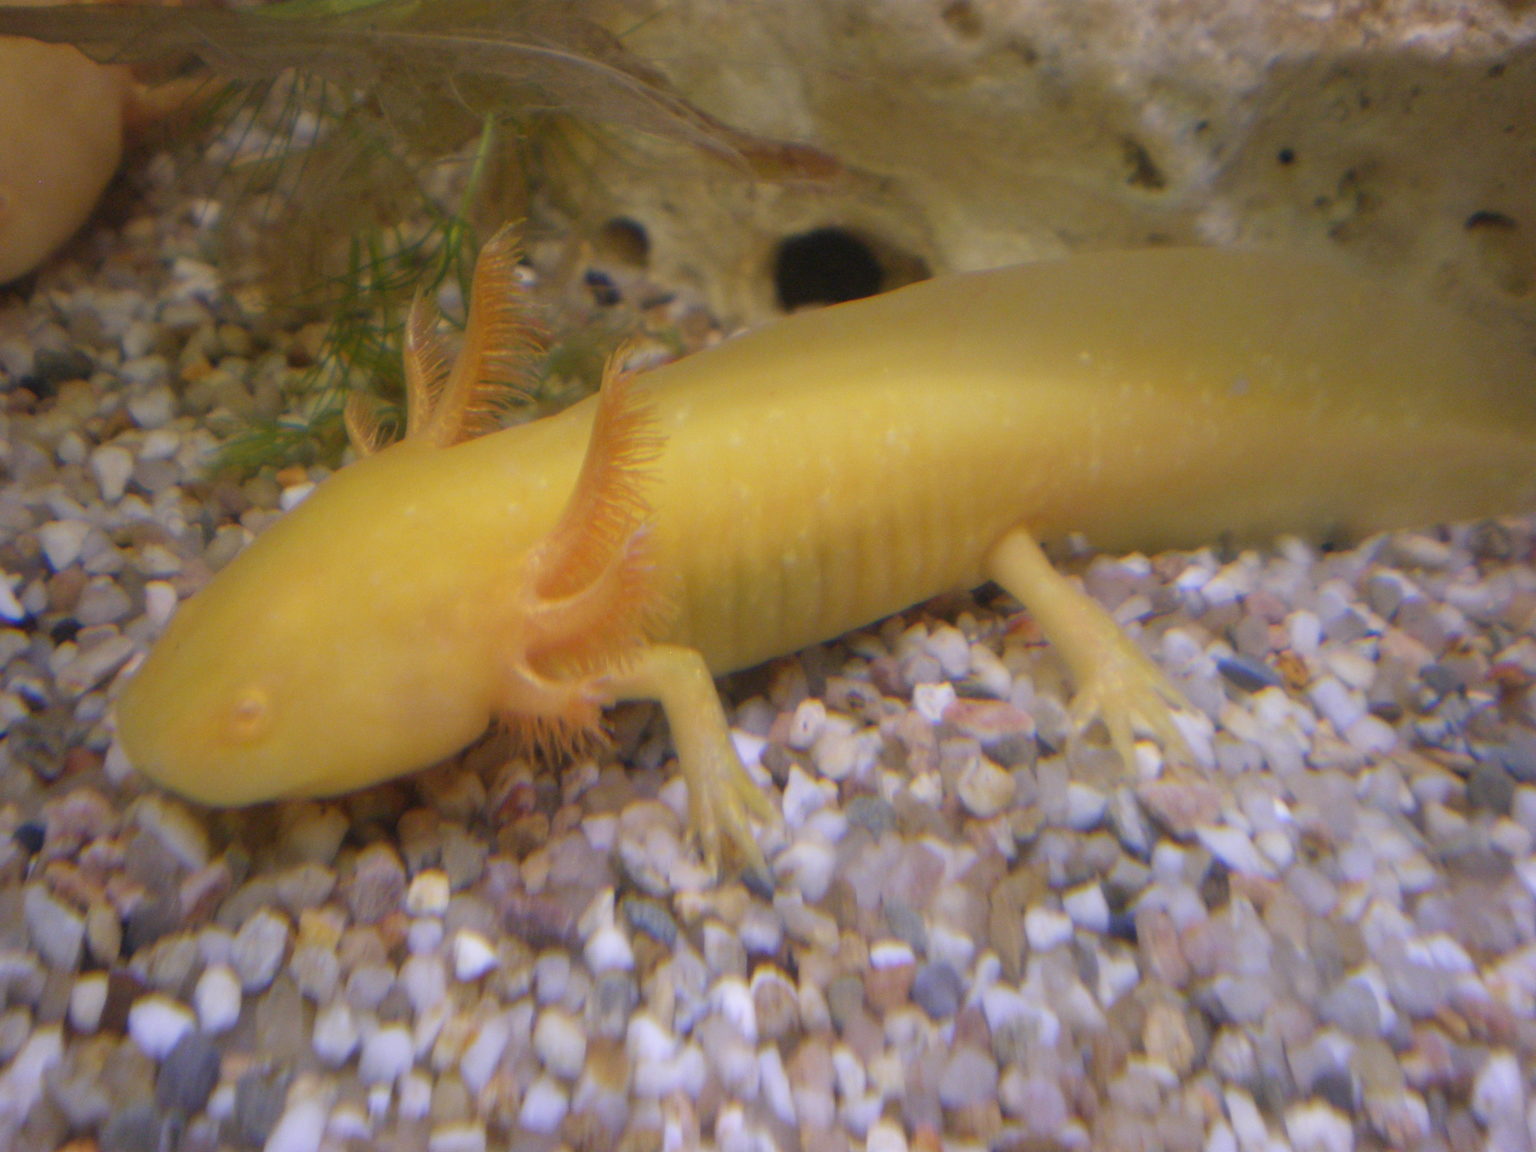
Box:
[1136, 908, 1192, 988]
[864, 959, 915, 1014]
[1136, 779, 1223, 838]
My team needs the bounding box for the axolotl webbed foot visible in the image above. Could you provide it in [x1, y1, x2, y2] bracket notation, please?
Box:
[988, 526, 1198, 778]
[603, 643, 778, 874]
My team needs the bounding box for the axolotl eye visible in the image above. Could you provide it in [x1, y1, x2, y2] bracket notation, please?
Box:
[225, 687, 272, 744]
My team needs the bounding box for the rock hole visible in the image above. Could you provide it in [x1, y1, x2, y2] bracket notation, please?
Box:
[773, 227, 886, 310]
[595, 217, 650, 268]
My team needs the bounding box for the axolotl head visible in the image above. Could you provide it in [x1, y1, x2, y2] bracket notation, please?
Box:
[114, 371, 657, 811]
[112, 442, 541, 808]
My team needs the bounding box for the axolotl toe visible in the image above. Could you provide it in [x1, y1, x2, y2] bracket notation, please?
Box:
[115, 229, 1536, 868]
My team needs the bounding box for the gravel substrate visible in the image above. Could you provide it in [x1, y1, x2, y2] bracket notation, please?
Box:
[2, 155, 1536, 1152]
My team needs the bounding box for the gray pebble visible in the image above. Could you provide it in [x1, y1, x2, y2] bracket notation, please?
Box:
[883, 900, 929, 954]
[155, 1031, 221, 1114]
[588, 971, 638, 1040]
[911, 962, 964, 1019]
[234, 1068, 288, 1149]
[845, 794, 897, 838]
[622, 896, 678, 946]
[1217, 654, 1282, 692]
[24, 884, 85, 971]
[1467, 761, 1516, 816]
[232, 908, 290, 992]
[938, 1045, 999, 1109]
[100, 1101, 164, 1152]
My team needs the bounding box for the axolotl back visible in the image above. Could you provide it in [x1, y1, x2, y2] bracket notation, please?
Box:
[115, 240, 1536, 865]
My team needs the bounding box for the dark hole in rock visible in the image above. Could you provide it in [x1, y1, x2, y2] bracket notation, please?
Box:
[773, 227, 885, 310]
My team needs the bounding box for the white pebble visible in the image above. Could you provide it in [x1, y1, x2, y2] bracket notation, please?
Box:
[428, 1122, 488, 1152]
[68, 973, 108, 1033]
[787, 698, 827, 749]
[1287, 610, 1323, 657]
[1024, 906, 1074, 952]
[459, 1013, 512, 1096]
[358, 1023, 414, 1084]
[400, 954, 447, 1016]
[924, 624, 971, 677]
[128, 993, 196, 1059]
[263, 1089, 330, 1152]
[90, 444, 135, 502]
[518, 1075, 569, 1133]
[233, 908, 291, 992]
[866, 1118, 909, 1152]
[781, 765, 834, 827]
[1256, 829, 1295, 871]
[399, 1070, 433, 1120]
[913, 681, 957, 724]
[1284, 1100, 1354, 1152]
[405, 869, 450, 915]
[312, 1001, 359, 1066]
[279, 482, 316, 511]
[144, 581, 180, 628]
[533, 1007, 587, 1079]
[1064, 782, 1107, 830]
[627, 1014, 679, 1063]
[1062, 882, 1110, 933]
[1309, 676, 1365, 734]
[139, 427, 181, 461]
[194, 964, 242, 1034]
[758, 1045, 796, 1126]
[453, 930, 499, 982]
[0, 573, 23, 621]
[1344, 714, 1397, 755]
[134, 794, 210, 869]
[0, 1029, 63, 1134]
[958, 754, 1015, 818]
[776, 838, 838, 902]
[584, 924, 634, 973]
[127, 385, 176, 429]
[710, 976, 758, 1042]
[37, 519, 90, 571]
[1471, 1048, 1524, 1126]
[1196, 824, 1278, 879]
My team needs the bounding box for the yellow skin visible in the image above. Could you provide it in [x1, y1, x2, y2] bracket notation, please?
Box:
[0, 0, 134, 283]
[116, 233, 1536, 868]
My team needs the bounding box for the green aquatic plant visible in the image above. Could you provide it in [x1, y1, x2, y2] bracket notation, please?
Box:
[0, 0, 838, 470]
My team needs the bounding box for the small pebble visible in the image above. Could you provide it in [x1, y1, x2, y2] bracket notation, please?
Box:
[911, 962, 964, 1019]
[452, 930, 499, 982]
[68, 973, 109, 1033]
[232, 908, 290, 992]
[128, 994, 197, 1060]
[1025, 906, 1075, 951]
[156, 1031, 221, 1114]
[534, 1006, 587, 1078]
[957, 753, 1015, 818]
[194, 964, 242, 1035]
[358, 1023, 414, 1085]
[519, 1075, 569, 1133]
[312, 1001, 359, 1066]
[90, 444, 135, 502]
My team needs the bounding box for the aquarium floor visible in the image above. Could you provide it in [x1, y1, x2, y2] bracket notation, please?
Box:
[1, 157, 1535, 1152]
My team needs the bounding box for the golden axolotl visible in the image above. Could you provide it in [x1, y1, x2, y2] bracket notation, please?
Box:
[116, 229, 1536, 866]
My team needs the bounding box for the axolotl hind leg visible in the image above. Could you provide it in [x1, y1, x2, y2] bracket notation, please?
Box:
[987, 527, 1194, 774]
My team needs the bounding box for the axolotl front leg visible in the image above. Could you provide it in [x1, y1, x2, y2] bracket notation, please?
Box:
[602, 645, 777, 870]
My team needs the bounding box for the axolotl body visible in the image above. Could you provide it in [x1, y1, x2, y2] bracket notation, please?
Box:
[116, 235, 1536, 865]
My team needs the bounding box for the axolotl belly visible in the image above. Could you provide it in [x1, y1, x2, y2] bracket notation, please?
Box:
[115, 239, 1536, 866]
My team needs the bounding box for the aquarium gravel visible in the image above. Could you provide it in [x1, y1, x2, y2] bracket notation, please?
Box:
[2, 160, 1536, 1152]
